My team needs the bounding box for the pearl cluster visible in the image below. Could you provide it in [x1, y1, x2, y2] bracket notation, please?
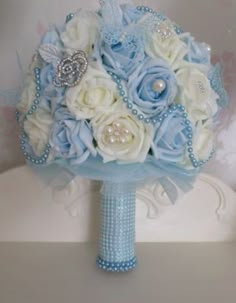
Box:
[97, 256, 137, 272]
[20, 133, 51, 165]
[103, 121, 132, 145]
[137, 6, 184, 36]
[137, 6, 177, 40]
[155, 21, 173, 40]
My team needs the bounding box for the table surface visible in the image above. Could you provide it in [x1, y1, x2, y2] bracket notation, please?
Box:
[0, 243, 236, 303]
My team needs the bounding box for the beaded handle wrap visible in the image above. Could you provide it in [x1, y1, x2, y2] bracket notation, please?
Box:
[96, 181, 137, 272]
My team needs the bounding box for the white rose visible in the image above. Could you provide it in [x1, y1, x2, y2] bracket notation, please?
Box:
[66, 62, 118, 119]
[91, 103, 153, 163]
[61, 11, 99, 56]
[176, 67, 218, 123]
[24, 107, 53, 157]
[144, 19, 188, 70]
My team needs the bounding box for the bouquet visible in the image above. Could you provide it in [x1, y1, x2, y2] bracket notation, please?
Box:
[15, 0, 228, 272]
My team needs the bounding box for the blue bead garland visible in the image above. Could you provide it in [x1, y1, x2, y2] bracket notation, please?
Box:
[20, 132, 51, 165]
[15, 110, 20, 123]
[22, 67, 42, 118]
[16, 67, 52, 166]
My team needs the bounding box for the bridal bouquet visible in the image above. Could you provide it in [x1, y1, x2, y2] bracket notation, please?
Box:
[16, 0, 228, 272]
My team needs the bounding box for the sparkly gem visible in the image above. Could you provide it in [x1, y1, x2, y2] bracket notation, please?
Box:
[53, 51, 88, 87]
[155, 21, 173, 40]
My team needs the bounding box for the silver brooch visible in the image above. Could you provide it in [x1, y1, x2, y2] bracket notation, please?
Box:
[53, 51, 88, 87]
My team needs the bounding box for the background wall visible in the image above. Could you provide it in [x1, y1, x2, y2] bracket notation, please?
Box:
[0, 0, 235, 187]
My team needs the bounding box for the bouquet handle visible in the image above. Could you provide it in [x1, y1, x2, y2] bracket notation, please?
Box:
[96, 181, 137, 272]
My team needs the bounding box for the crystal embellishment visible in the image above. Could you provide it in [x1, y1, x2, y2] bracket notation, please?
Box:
[53, 51, 88, 87]
[155, 20, 173, 40]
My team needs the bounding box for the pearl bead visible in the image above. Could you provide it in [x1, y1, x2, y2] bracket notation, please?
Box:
[108, 136, 116, 144]
[105, 126, 113, 134]
[120, 137, 127, 144]
[123, 128, 130, 135]
[152, 79, 166, 93]
[114, 122, 121, 129]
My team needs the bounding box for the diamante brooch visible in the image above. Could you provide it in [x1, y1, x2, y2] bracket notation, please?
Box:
[53, 51, 88, 87]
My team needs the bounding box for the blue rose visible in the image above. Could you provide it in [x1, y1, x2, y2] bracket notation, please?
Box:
[50, 107, 97, 164]
[100, 29, 145, 80]
[184, 36, 210, 65]
[151, 107, 191, 162]
[128, 58, 177, 118]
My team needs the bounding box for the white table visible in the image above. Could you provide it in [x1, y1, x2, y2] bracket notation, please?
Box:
[0, 243, 236, 303]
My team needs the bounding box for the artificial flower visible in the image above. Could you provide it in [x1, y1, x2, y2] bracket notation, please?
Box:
[183, 34, 211, 65]
[144, 19, 188, 70]
[100, 27, 145, 80]
[91, 103, 153, 163]
[176, 67, 218, 123]
[128, 58, 177, 118]
[61, 10, 100, 56]
[66, 61, 118, 119]
[50, 107, 96, 164]
[151, 108, 190, 163]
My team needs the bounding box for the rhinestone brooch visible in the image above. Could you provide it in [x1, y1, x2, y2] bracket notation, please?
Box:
[53, 51, 88, 87]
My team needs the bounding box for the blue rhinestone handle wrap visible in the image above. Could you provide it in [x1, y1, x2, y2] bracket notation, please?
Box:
[97, 181, 137, 272]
